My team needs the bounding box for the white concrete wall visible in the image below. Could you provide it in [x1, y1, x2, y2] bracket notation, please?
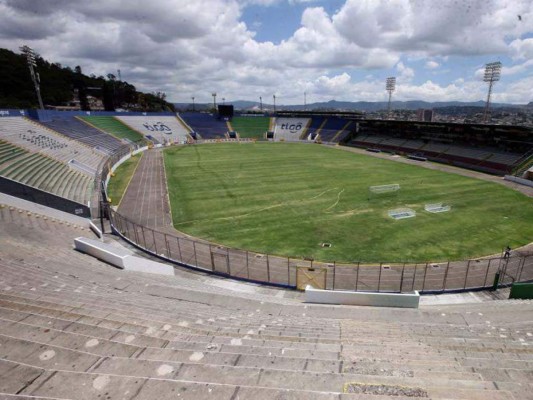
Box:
[305, 285, 420, 308]
[273, 118, 310, 141]
[504, 175, 533, 188]
[116, 116, 189, 144]
[74, 237, 175, 276]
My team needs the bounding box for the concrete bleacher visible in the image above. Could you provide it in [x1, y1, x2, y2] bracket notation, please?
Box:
[273, 117, 311, 141]
[1, 204, 532, 399]
[0, 117, 105, 172]
[116, 116, 190, 144]
[40, 115, 123, 153]
[0, 141, 93, 205]
[318, 118, 353, 142]
[179, 113, 229, 139]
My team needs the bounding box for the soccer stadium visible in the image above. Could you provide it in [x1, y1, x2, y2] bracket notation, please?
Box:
[1, 1, 533, 399]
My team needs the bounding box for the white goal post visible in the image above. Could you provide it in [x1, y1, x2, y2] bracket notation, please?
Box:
[424, 203, 451, 213]
[388, 208, 416, 220]
[369, 184, 400, 194]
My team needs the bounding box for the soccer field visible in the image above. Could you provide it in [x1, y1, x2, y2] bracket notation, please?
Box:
[163, 142, 533, 263]
[230, 116, 270, 138]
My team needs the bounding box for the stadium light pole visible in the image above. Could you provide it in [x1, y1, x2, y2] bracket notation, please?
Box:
[483, 61, 502, 123]
[212, 92, 217, 111]
[191, 96, 195, 112]
[386, 77, 396, 119]
[273, 94, 276, 112]
[259, 96, 262, 111]
[20, 45, 44, 110]
[222, 97, 225, 105]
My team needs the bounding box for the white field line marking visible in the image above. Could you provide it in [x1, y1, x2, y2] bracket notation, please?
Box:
[174, 203, 283, 226]
[325, 188, 345, 211]
[310, 187, 338, 200]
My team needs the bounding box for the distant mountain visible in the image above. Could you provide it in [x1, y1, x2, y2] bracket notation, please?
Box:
[174, 99, 527, 112]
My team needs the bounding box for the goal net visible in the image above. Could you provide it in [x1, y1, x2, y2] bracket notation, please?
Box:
[368, 184, 400, 200]
[424, 203, 451, 213]
[388, 208, 416, 220]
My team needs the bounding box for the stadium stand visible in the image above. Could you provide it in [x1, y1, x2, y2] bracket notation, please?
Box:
[305, 116, 326, 140]
[39, 114, 124, 154]
[115, 116, 190, 144]
[1, 203, 533, 399]
[318, 118, 354, 143]
[273, 117, 310, 141]
[0, 140, 93, 204]
[0, 117, 106, 173]
[79, 116, 147, 144]
[347, 120, 533, 175]
[179, 113, 229, 139]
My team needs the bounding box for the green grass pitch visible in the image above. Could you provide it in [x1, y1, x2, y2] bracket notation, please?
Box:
[230, 116, 270, 138]
[163, 142, 533, 263]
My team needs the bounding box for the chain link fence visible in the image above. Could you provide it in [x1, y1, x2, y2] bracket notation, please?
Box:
[108, 207, 533, 293]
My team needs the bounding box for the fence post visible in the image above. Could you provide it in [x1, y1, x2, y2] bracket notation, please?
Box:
[411, 264, 417, 291]
[140, 226, 147, 249]
[378, 263, 383, 292]
[355, 262, 360, 291]
[266, 254, 271, 282]
[246, 251, 250, 279]
[442, 261, 450, 291]
[483, 258, 493, 287]
[517, 256, 527, 282]
[133, 221, 140, 244]
[226, 248, 231, 275]
[400, 265, 405, 293]
[176, 237, 182, 261]
[422, 263, 428, 292]
[287, 257, 290, 285]
[463, 260, 471, 289]
[164, 234, 170, 258]
[209, 245, 215, 271]
[192, 241, 198, 266]
[332, 262, 336, 290]
[152, 230, 158, 254]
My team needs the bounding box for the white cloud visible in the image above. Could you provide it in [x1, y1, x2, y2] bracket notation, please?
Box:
[0, 0, 530, 103]
[396, 61, 414, 81]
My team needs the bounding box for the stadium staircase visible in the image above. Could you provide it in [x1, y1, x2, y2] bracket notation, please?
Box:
[0, 204, 532, 399]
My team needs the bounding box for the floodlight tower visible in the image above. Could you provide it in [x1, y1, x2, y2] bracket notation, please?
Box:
[222, 97, 225, 105]
[212, 92, 217, 111]
[273, 94, 276, 112]
[386, 77, 396, 119]
[191, 96, 195, 112]
[259, 96, 262, 111]
[483, 61, 502, 123]
[20, 45, 44, 110]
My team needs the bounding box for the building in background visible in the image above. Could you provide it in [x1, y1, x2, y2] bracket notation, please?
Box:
[417, 109, 434, 122]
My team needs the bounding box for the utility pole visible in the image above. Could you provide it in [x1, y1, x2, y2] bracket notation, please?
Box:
[20, 45, 44, 110]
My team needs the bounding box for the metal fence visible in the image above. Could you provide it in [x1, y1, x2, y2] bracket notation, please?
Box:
[108, 207, 533, 293]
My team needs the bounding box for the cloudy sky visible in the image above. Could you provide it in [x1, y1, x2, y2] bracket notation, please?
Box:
[1, 0, 532, 104]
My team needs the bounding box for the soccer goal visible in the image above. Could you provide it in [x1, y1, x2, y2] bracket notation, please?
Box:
[388, 208, 416, 220]
[424, 203, 451, 213]
[368, 184, 400, 200]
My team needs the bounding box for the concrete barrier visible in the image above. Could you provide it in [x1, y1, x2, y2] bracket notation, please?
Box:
[74, 237, 174, 276]
[305, 285, 420, 308]
[504, 175, 533, 188]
